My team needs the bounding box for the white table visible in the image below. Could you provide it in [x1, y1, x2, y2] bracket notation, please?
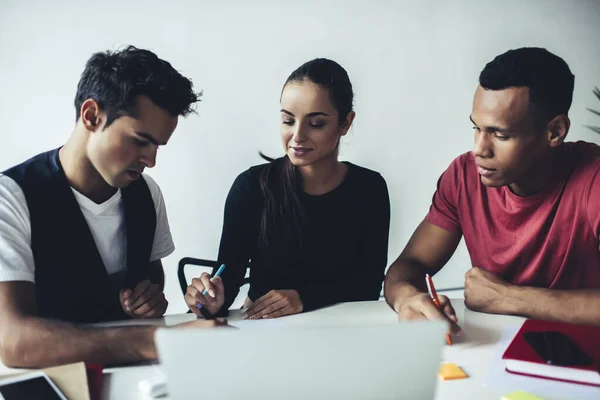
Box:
[98, 299, 573, 400]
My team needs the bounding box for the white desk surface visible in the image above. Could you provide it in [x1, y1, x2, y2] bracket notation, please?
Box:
[97, 298, 545, 400]
[0, 296, 592, 399]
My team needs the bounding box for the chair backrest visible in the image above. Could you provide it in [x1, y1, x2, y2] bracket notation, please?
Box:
[177, 257, 250, 310]
[177, 257, 218, 295]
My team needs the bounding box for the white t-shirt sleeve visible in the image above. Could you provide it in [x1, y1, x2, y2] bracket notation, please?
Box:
[142, 174, 175, 261]
[0, 174, 35, 282]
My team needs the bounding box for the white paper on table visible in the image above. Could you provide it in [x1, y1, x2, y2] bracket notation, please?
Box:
[0, 361, 30, 378]
[484, 327, 600, 400]
[230, 318, 288, 330]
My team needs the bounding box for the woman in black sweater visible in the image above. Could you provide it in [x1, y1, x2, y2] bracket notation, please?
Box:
[185, 58, 390, 319]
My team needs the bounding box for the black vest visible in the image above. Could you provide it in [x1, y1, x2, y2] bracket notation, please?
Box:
[3, 148, 156, 323]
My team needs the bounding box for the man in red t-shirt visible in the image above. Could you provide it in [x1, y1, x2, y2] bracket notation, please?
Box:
[384, 47, 600, 329]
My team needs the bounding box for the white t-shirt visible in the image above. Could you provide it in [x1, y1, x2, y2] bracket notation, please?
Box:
[0, 173, 175, 283]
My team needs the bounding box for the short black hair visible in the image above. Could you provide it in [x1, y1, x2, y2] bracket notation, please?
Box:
[479, 47, 575, 120]
[74, 45, 201, 127]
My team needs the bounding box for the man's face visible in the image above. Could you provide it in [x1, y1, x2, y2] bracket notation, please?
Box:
[470, 85, 549, 192]
[87, 95, 178, 188]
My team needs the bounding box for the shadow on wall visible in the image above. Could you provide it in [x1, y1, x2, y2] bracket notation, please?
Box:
[587, 87, 600, 137]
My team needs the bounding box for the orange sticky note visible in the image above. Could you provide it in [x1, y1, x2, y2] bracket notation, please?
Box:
[438, 363, 468, 381]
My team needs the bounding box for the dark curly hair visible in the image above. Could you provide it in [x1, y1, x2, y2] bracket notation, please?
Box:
[479, 47, 574, 122]
[74, 45, 201, 127]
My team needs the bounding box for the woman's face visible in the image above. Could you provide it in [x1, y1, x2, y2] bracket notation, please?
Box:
[280, 81, 352, 167]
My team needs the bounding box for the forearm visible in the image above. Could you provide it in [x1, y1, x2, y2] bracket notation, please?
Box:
[507, 286, 600, 325]
[383, 258, 430, 313]
[1, 317, 157, 368]
[148, 261, 165, 290]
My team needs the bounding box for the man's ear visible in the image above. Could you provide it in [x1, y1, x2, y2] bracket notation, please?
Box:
[79, 99, 104, 132]
[546, 114, 570, 148]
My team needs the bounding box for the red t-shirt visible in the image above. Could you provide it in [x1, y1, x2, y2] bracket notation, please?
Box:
[426, 141, 600, 289]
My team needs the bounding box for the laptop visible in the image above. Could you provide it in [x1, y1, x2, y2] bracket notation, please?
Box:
[155, 320, 446, 400]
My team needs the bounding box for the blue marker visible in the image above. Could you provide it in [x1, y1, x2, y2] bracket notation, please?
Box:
[198, 264, 226, 309]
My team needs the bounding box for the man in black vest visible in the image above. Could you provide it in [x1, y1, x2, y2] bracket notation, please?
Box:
[0, 46, 223, 368]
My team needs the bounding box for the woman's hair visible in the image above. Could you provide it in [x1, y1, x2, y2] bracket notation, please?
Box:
[258, 58, 354, 253]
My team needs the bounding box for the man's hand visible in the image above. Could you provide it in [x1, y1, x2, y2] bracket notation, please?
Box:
[464, 267, 512, 314]
[396, 292, 461, 334]
[184, 273, 225, 317]
[120, 279, 168, 319]
[242, 290, 303, 320]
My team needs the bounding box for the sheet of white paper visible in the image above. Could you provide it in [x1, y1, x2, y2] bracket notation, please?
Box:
[0, 362, 30, 378]
[484, 328, 600, 400]
[230, 318, 288, 330]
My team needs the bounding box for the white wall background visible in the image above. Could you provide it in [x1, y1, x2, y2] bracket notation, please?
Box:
[1, 0, 599, 314]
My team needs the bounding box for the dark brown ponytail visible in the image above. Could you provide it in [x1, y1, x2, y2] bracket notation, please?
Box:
[258, 153, 304, 251]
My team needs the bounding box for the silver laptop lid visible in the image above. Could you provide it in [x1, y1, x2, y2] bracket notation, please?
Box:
[156, 321, 446, 400]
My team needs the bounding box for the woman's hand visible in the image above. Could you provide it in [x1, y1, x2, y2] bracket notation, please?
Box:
[184, 272, 225, 317]
[242, 290, 303, 319]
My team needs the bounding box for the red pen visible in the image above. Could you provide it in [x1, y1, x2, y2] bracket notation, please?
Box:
[426, 273, 452, 346]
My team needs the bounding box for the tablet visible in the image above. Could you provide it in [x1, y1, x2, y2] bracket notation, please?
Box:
[0, 371, 67, 400]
